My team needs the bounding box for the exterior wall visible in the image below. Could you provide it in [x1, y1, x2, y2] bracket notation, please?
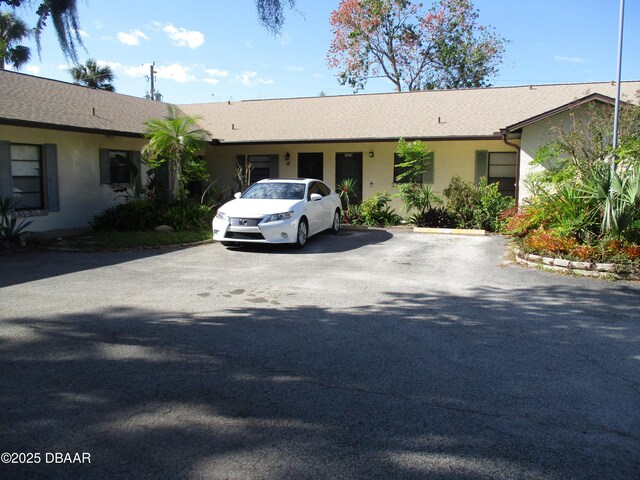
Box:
[203, 139, 518, 215]
[518, 108, 584, 204]
[0, 125, 147, 232]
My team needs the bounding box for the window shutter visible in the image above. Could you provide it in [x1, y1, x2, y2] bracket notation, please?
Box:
[44, 144, 60, 212]
[131, 150, 142, 188]
[422, 152, 435, 184]
[99, 149, 111, 184]
[475, 150, 489, 185]
[0, 141, 12, 199]
[270, 154, 279, 178]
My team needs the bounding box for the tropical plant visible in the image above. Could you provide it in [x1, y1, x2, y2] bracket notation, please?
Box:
[336, 177, 357, 212]
[578, 164, 640, 239]
[0, 195, 32, 243]
[142, 105, 210, 202]
[443, 175, 479, 227]
[395, 139, 441, 218]
[411, 206, 457, 228]
[327, 0, 507, 92]
[70, 58, 115, 91]
[0, 10, 31, 70]
[349, 192, 401, 226]
[0, 0, 84, 63]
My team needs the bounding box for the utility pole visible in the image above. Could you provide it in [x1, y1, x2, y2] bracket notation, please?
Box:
[150, 62, 157, 101]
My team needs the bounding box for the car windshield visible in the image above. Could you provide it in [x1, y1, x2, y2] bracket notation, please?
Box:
[242, 182, 305, 200]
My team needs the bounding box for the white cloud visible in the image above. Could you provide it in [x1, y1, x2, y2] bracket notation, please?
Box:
[24, 65, 40, 74]
[156, 63, 197, 83]
[237, 71, 274, 87]
[79, 29, 89, 38]
[154, 22, 204, 49]
[205, 68, 229, 78]
[117, 30, 149, 46]
[203, 78, 220, 85]
[57, 64, 69, 71]
[554, 55, 586, 64]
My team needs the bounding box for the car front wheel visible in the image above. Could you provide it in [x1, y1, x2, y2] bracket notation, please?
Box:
[330, 209, 341, 234]
[295, 219, 308, 248]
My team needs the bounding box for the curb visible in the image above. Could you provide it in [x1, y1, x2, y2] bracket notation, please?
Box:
[413, 227, 486, 236]
[514, 249, 639, 281]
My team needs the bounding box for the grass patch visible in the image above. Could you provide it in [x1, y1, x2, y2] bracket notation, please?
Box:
[32, 229, 212, 250]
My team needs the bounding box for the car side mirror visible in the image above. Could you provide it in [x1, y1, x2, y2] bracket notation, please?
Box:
[310, 193, 323, 202]
[234, 192, 241, 199]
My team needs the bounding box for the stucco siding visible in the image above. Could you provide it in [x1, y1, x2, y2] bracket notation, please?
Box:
[1, 125, 147, 231]
[205, 139, 518, 216]
[519, 109, 581, 203]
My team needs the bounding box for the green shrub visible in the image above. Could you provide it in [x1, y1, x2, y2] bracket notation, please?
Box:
[475, 180, 515, 232]
[411, 207, 458, 228]
[442, 176, 514, 232]
[443, 175, 480, 228]
[396, 183, 442, 217]
[91, 198, 215, 232]
[349, 192, 401, 227]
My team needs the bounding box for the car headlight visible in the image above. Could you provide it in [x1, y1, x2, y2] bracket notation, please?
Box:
[215, 211, 228, 221]
[262, 211, 294, 223]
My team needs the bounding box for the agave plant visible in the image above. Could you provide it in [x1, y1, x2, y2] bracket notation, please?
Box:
[0, 196, 32, 243]
[578, 164, 640, 237]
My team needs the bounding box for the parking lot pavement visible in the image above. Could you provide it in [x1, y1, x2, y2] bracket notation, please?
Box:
[1, 229, 639, 479]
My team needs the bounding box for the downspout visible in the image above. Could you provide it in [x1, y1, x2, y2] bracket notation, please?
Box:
[500, 129, 521, 210]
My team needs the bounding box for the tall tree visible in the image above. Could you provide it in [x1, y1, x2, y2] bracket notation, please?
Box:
[327, 0, 507, 92]
[142, 106, 210, 202]
[70, 58, 115, 91]
[0, 10, 30, 69]
[1, 0, 84, 63]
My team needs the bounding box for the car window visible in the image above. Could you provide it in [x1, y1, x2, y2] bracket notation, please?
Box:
[242, 182, 305, 200]
[317, 182, 331, 196]
[307, 182, 319, 200]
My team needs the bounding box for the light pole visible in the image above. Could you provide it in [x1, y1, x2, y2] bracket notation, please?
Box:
[612, 0, 625, 158]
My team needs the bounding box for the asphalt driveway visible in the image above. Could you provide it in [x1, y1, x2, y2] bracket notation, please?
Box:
[1, 229, 639, 479]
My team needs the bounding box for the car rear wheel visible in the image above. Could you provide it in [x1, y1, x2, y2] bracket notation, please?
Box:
[330, 209, 341, 234]
[295, 219, 308, 248]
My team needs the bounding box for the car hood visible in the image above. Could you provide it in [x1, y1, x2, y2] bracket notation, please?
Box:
[219, 198, 302, 218]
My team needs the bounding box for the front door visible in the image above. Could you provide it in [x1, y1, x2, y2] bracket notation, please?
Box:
[298, 152, 323, 180]
[335, 152, 363, 206]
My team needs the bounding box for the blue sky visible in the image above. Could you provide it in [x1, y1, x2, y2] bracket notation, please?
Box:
[10, 0, 640, 104]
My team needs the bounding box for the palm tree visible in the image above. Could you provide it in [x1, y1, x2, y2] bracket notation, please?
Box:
[142, 105, 210, 201]
[0, 11, 31, 70]
[70, 59, 115, 91]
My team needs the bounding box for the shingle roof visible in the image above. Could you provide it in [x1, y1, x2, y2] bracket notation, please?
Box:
[180, 81, 640, 144]
[0, 70, 170, 137]
[1, 70, 639, 143]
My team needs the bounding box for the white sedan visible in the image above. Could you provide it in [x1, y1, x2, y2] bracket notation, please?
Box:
[212, 178, 342, 248]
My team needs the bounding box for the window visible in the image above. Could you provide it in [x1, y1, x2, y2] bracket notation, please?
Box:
[475, 150, 516, 197]
[99, 149, 139, 184]
[0, 141, 59, 213]
[247, 154, 279, 183]
[393, 152, 434, 184]
[11, 144, 44, 209]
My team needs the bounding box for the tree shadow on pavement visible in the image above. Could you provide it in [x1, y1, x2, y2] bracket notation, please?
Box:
[1, 284, 639, 479]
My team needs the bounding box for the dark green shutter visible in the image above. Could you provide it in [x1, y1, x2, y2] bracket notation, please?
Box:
[44, 144, 60, 211]
[270, 154, 279, 178]
[0, 141, 12, 199]
[131, 150, 142, 188]
[99, 149, 111, 184]
[475, 150, 489, 185]
[422, 152, 434, 184]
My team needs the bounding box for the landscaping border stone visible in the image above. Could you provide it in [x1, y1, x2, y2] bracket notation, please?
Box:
[514, 248, 639, 281]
